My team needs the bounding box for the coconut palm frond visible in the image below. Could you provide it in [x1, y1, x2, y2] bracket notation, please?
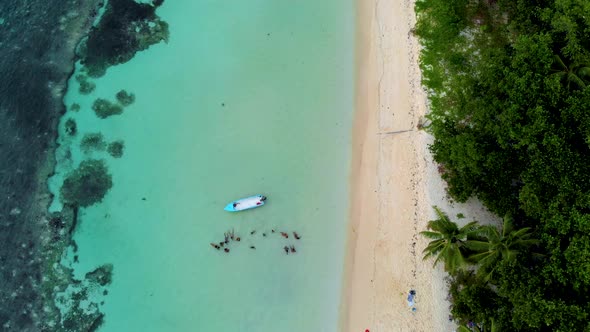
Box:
[419, 230, 444, 239]
[464, 240, 490, 252]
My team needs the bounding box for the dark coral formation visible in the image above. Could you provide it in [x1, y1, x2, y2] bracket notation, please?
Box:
[42, 208, 111, 332]
[75, 73, 96, 94]
[62, 310, 104, 332]
[60, 159, 113, 207]
[107, 140, 124, 158]
[0, 0, 167, 328]
[115, 89, 135, 106]
[0, 0, 104, 329]
[62, 308, 104, 332]
[80, 133, 107, 153]
[92, 98, 123, 119]
[79, 0, 169, 77]
[85, 264, 113, 286]
[65, 118, 77, 136]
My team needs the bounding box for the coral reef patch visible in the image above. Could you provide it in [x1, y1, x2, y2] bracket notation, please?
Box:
[40, 208, 112, 332]
[0, 0, 104, 329]
[115, 89, 135, 106]
[52, 256, 113, 332]
[92, 98, 123, 119]
[60, 159, 113, 208]
[85, 264, 113, 286]
[107, 140, 125, 158]
[80, 133, 107, 153]
[79, 0, 169, 77]
[75, 73, 96, 94]
[65, 118, 77, 136]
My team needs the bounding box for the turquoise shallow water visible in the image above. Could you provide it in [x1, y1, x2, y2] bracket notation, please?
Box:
[49, 0, 354, 330]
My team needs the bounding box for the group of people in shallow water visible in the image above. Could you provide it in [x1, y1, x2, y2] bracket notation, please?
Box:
[210, 228, 301, 254]
[209, 229, 240, 252]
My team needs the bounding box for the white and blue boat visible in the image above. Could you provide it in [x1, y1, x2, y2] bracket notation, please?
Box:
[224, 195, 267, 212]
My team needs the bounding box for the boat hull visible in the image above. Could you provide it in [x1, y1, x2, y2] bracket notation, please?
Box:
[224, 195, 266, 212]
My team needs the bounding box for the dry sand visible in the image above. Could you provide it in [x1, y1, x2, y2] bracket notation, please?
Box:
[341, 0, 498, 331]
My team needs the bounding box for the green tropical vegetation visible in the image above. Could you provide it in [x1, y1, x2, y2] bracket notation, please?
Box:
[421, 206, 478, 273]
[466, 216, 540, 282]
[415, 0, 590, 330]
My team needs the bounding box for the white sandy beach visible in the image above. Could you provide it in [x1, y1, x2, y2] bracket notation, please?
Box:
[342, 0, 498, 331]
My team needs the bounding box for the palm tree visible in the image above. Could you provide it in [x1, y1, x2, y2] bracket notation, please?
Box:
[420, 206, 479, 274]
[550, 54, 590, 90]
[466, 214, 539, 281]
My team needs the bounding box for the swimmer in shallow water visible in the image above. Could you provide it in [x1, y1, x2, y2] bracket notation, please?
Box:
[284, 246, 289, 254]
[293, 232, 301, 240]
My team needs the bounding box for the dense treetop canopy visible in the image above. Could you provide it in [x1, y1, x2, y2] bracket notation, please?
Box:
[416, 0, 590, 330]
